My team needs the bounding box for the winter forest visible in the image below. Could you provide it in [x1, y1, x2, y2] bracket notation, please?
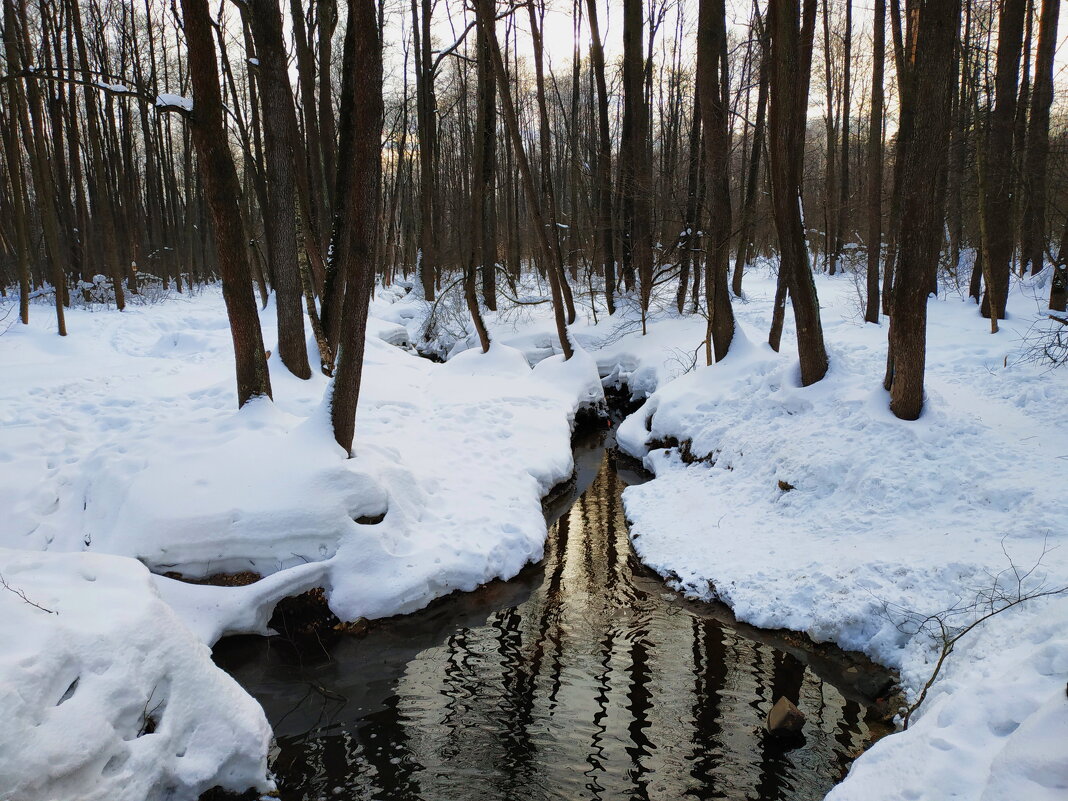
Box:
[1, 0, 1067, 799]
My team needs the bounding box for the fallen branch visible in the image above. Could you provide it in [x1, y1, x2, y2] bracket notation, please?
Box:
[0, 572, 57, 614]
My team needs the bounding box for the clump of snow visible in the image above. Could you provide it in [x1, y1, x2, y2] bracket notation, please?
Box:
[95, 81, 129, 93]
[0, 548, 272, 801]
[617, 271, 1068, 801]
[155, 92, 192, 112]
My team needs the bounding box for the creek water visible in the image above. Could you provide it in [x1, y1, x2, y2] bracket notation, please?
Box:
[213, 429, 891, 801]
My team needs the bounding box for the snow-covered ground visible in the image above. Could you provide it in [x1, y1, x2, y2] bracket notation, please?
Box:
[3, 263, 1065, 800]
[0, 286, 602, 799]
[608, 270, 1068, 801]
[390, 265, 1068, 800]
[0, 548, 271, 801]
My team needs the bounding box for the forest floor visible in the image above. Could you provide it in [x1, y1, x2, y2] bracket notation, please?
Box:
[0, 284, 601, 799]
[1, 261, 1066, 800]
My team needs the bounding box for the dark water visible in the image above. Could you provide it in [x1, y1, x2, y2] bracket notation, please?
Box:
[214, 432, 890, 801]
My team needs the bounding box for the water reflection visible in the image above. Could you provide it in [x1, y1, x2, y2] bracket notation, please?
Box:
[214, 433, 886, 801]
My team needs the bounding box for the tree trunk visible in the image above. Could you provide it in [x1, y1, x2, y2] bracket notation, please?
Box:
[835, 0, 852, 269]
[677, 94, 702, 314]
[586, 0, 616, 315]
[0, 92, 31, 325]
[621, 0, 653, 333]
[885, 1, 959, 420]
[733, 10, 770, 299]
[864, 0, 885, 323]
[698, 0, 735, 363]
[181, 0, 272, 406]
[412, 0, 436, 301]
[6, 0, 67, 334]
[527, 0, 576, 324]
[768, 0, 829, 385]
[1020, 0, 1059, 277]
[330, 0, 382, 454]
[247, 0, 312, 379]
[979, 0, 1026, 325]
[476, 21, 498, 311]
[474, 0, 573, 360]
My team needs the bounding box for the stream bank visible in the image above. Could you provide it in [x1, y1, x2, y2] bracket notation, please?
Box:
[213, 425, 895, 801]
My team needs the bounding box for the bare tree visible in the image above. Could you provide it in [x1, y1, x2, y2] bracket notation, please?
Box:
[1019, 0, 1059, 279]
[979, 0, 1026, 327]
[864, 0, 885, 324]
[330, 0, 382, 453]
[698, 0, 735, 363]
[180, 0, 272, 406]
[767, 0, 828, 385]
[246, 0, 311, 379]
[884, 1, 960, 420]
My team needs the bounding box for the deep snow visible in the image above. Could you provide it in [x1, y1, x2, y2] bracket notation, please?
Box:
[0, 286, 602, 800]
[2, 263, 1065, 801]
[611, 271, 1068, 801]
[387, 265, 1068, 801]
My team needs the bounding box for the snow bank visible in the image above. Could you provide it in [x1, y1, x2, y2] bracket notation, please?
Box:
[0, 286, 602, 799]
[617, 272, 1068, 800]
[0, 548, 271, 801]
[372, 275, 710, 397]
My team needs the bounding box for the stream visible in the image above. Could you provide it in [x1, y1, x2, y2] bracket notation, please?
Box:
[213, 428, 892, 801]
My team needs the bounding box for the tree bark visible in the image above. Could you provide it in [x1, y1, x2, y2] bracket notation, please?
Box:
[1020, 0, 1059, 277]
[474, 0, 573, 360]
[247, 0, 312, 379]
[586, 0, 616, 315]
[864, 0, 885, 323]
[698, 0, 735, 363]
[979, 0, 1026, 325]
[181, 0, 272, 406]
[621, 0, 653, 333]
[885, 1, 959, 420]
[768, 0, 829, 385]
[330, 0, 382, 453]
[476, 20, 498, 311]
[733, 8, 770, 299]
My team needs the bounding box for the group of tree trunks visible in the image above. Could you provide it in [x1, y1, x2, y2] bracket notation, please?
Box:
[2, 0, 1065, 431]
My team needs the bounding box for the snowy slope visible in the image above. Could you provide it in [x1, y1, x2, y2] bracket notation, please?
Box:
[615, 269, 1068, 801]
[0, 286, 602, 799]
[0, 548, 272, 801]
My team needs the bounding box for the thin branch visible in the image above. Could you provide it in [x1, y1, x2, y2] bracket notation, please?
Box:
[0, 573, 57, 615]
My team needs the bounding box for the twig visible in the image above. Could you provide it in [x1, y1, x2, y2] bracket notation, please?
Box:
[0, 573, 57, 614]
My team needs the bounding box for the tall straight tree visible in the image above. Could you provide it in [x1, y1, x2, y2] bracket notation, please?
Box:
[181, 0, 272, 406]
[1019, 0, 1059, 279]
[864, 0, 885, 323]
[620, 0, 653, 332]
[586, 0, 616, 315]
[979, 0, 1026, 326]
[767, 0, 828, 385]
[67, 0, 126, 312]
[885, 0, 960, 420]
[526, 0, 576, 323]
[5, 0, 68, 335]
[412, 0, 437, 301]
[473, 0, 572, 360]
[697, 0, 735, 363]
[677, 92, 703, 313]
[246, 0, 311, 380]
[834, 0, 852, 270]
[330, 0, 383, 453]
[474, 19, 498, 311]
[732, 4, 770, 299]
